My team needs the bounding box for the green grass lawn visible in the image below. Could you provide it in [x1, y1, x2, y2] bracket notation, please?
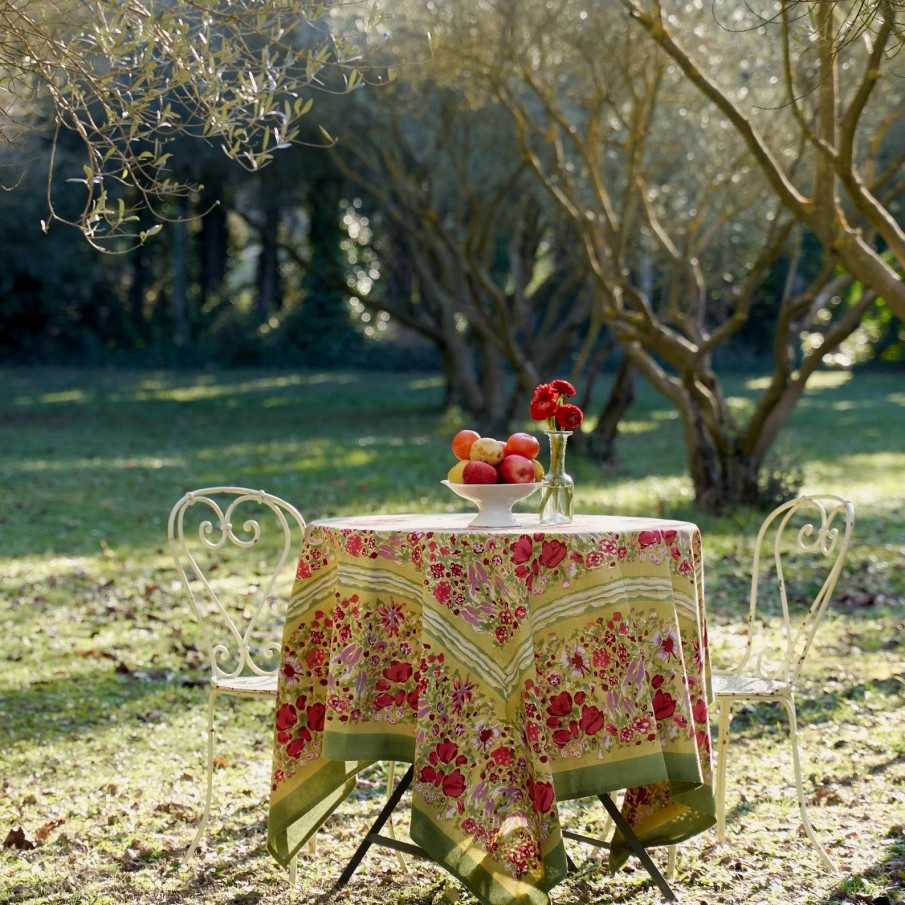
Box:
[0, 366, 903, 905]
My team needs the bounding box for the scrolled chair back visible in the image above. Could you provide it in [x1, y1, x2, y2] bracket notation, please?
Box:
[167, 486, 306, 683]
[728, 493, 855, 686]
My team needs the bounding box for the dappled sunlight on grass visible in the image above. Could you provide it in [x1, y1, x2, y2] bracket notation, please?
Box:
[129, 373, 351, 403]
[13, 455, 182, 473]
[407, 375, 446, 390]
[607, 418, 659, 435]
[746, 371, 854, 392]
[580, 475, 695, 517]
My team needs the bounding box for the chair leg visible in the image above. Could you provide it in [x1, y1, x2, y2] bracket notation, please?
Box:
[289, 854, 297, 884]
[780, 698, 838, 874]
[185, 689, 219, 862]
[666, 844, 677, 879]
[714, 698, 732, 845]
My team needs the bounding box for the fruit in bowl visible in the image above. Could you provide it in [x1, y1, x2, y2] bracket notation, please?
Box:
[469, 437, 505, 466]
[451, 429, 481, 460]
[444, 429, 544, 526]
[499, 454, 535, 484]
[503, 432, 541, 460]
[463, 461, 499, 484]
[447, 429, 542, 486]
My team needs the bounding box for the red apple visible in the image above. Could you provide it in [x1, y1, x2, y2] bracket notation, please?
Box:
[462, 460, 499, 484]
[498, 454, 536, 484]
[504, 432, 541, 460]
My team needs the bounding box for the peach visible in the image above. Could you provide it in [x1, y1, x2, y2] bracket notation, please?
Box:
[452, 429, 481, 460]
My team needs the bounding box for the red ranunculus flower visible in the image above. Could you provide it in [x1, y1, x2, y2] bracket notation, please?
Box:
[529, 384, 559, 420]
[554, 403, 583, 430]
[550, 379, 576, 396]
[530, 378, 584, 433]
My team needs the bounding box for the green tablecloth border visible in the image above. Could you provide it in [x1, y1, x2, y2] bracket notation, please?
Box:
[410, 807, 568, 905]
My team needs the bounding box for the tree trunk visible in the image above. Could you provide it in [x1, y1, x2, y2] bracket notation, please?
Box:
[681, 403, 763, 513]
[583, 355, 635, 464]
[171, 196, 190, 347]
[256, 205, 281, 316]
[199, 195, 227, 309]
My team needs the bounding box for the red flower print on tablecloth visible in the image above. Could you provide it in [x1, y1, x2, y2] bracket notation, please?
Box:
[378, 600, 406, 636]
[276, 522, 708, 883]
[528, 776, 555, 814]
[540, 539, 567, 569]
[450, 677, 475, 713]
[523, 605, 704, 764]
[579, 703, 605, 735]
[654, 627, 679, 662]
[509, 533, 572, 593]
[281, 658, 303, 683]
[275, 697, 323, 759]
[652, 689, 676, 721]
[275, 702, 297, 732]
[384, 660, 413, 683]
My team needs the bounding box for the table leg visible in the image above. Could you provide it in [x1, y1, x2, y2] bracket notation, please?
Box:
[597, 794, 676, 901]
[334, 765, 430, 889]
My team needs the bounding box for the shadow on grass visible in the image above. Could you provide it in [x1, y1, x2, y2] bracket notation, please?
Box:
[821, 829, 905, 904]
[0, 667, 200, 747]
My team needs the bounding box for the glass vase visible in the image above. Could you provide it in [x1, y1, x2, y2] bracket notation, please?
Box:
[539, 430, 574, 525]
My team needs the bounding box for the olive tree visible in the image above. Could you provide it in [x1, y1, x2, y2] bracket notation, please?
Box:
[322, 81, 598, 429]
[422, 0, 899, 510]
[0, 0, 384, 250]
[620, 1, 905, 322]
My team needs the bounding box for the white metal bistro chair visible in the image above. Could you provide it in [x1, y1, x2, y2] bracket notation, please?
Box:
[167, 486, 305, 880]
[710, 493, 855, 872]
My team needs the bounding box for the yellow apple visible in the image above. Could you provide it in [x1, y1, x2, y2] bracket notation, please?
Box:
[532, 459, 545, 481]
[447, 460, 468, 483]
[469, 437, 505, 466]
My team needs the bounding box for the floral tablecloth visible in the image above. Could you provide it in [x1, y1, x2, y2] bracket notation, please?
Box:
[267, 513, 715, 905]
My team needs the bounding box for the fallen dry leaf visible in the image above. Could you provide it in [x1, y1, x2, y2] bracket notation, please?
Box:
[34, 819, 65, 842]
[3, 826, 36, 850]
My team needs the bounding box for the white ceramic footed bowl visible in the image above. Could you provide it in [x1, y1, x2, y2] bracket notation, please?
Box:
[442, 479, 541, 528]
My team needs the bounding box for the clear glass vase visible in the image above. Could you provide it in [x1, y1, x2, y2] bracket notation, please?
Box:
[539, 430, 574, 525]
